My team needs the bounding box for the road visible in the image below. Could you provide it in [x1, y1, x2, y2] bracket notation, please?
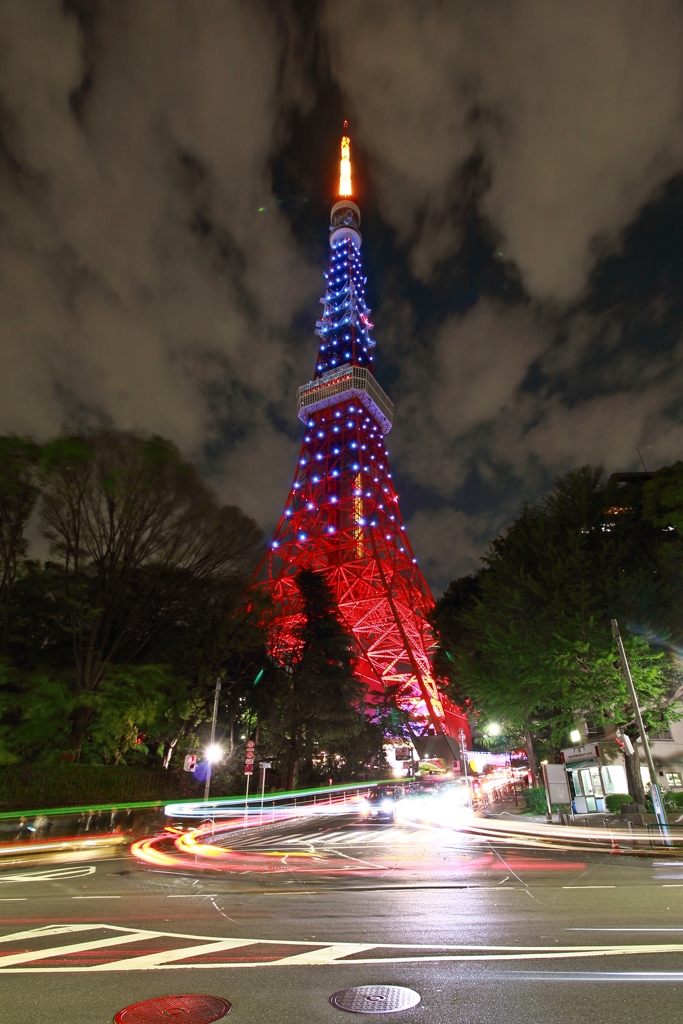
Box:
[1, 811, 683, 1023]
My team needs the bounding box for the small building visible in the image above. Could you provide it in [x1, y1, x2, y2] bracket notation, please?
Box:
[561, 740, 627, 813]
[561, 719, 683, 813]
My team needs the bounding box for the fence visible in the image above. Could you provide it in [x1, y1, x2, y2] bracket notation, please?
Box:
[0, 764, 190, 812]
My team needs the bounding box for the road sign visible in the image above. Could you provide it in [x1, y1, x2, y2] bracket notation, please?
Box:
[244, 764, 253, 775]
[260, 761, 272, 769]
[183, 754, 197, 772]
[246, 740, 255, 750]
[245, 754, 254, 765]
[542, 763, 572, 804]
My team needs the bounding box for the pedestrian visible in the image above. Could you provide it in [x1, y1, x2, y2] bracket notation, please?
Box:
[84, 809, 98, 833]
[32, 814, 48, 839]
[109, 808, 123, 833]
[12, 817, 31, 842]
[145, 804, 163, 835]
[76, 812, 87, 835]
[123, 808, 135, 833]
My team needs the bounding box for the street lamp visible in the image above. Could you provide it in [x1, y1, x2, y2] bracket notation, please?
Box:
[487, 723, 502, 737]
[569, 729, 581, 744]
[205, 744, 223, 764]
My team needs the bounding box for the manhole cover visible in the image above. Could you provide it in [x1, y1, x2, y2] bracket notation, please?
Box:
[114, 994, 231, 1024]
[330, 986, 421, 1014]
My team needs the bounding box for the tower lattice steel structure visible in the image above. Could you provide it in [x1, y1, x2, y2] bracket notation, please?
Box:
[254, 127, 469, 744]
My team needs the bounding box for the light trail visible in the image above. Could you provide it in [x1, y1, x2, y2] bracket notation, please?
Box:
[396, 790, 683, 857]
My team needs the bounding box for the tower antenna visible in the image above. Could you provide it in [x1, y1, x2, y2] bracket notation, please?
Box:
[339, 122, 352, 197]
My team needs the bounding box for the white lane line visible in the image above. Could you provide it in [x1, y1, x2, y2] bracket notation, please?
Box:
[72, 896, 120, 899]
[12, 943, 683, 973]
[569, 927, 683, 932]
[492, 970, 683, 982]
[562, 885, 616, 889]
[167, 895, 217, 898]
[662, 884, 683, 887]
[0, 899, 27, 902]
[7, 924, 683, 973]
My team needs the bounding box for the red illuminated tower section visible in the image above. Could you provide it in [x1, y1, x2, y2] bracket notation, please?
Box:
[255, 127, 469, 744]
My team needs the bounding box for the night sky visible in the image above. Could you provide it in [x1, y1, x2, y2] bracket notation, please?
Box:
[2, 1, 683, 592]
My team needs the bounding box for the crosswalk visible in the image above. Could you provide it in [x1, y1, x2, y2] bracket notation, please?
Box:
[230, 825, 456, 851]
[1, 923, 682, 973]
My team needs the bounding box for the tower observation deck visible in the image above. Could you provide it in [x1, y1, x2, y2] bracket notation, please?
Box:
[253, 126, 469, 745]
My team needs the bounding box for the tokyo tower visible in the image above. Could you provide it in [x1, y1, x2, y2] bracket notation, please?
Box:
[254, 126, 469, 747]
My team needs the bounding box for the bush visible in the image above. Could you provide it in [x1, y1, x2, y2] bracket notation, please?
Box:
[664, 791, 683, 812]
[523, 786, 549, 814]
[605, 793, 632, 814]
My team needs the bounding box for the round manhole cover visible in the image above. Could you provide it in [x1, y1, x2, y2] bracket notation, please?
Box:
[114, 995, 231, 1024]
[330, 986, 421, 1014]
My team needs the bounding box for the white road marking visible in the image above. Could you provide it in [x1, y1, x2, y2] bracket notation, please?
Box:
[72, 896, 120, 899]
[562, 885, 616, 889]
[275, 943, 378, 965]
[3, 924, 683, 973]
[93, 937, 256, 971]
[0, 930, 161, 967]
[569, 927, 683, 932]
[0, 924, 100, 943]
[0, 865, 96, 884]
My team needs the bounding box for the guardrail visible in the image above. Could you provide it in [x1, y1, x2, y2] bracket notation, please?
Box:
[164, 779, 388, 827]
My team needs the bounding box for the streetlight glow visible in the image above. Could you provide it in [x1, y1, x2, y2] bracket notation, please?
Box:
[205, 743, 223, 763]
[487, 723, 501, 737]
[569, 729, 581, 744]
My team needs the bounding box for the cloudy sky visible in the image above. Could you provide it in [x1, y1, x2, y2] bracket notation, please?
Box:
[2, 0, 683, 592]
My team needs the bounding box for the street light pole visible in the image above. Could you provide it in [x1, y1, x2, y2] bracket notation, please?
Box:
[611, 619, 670, 843]
[204, 677, 222, 804]
[259, 761, 272, 825]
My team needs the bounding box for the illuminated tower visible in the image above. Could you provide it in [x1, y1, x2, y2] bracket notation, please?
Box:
[255, 126, 468, 744]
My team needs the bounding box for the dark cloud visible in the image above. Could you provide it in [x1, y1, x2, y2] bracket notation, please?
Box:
[0, 0, 316, 524]
[2, 1, 683, 593]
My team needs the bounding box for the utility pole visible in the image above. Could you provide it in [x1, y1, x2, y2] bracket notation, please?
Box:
[204, 677, 222, 804]
[459, 728, 472, 810]
[611, 620, 670, 843]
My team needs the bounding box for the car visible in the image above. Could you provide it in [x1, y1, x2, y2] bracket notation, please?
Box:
[359, 787, 401, 822]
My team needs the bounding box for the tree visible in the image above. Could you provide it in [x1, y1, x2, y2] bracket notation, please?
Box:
[0, 438, 42, 652]
[36, 431, 263, 756]
[433, 466, 682, 798]
[264, 569, 364, 789]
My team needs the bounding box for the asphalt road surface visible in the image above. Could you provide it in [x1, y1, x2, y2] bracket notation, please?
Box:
[1, 812, 682, 1023]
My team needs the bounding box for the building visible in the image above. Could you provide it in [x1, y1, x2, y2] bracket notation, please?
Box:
[561, 721, 683, 814]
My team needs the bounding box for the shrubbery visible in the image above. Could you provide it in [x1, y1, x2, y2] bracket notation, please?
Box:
[523, 786, 548, 814]
[605, 793, 632, 813]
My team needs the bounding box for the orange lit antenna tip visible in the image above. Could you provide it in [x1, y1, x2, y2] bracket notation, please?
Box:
[339, 123, 352, 197]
